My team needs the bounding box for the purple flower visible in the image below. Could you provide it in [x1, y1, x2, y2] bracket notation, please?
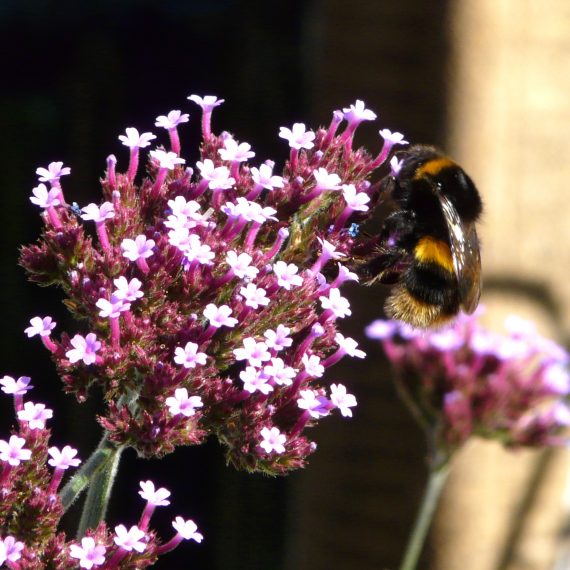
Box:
[239, 283, 270, 309]
[22, 94, 406, 476]
[113, 525, 146, 553]
[334, 333, 366, 359]
[226, 251, 259, 280]
[66, 333, 101, 365]
[341, 184, 370, 211]
[69, 537, 106, 569]
[121, 235, 156, 261]
[155, 110, 190, 129]
[36, 161, 71, 183]
[333, 264, 359, 286]
[272, 261, 303, 290]
[187, 94, 224, 111]
[196, 159, 235, 190]
[263, 358, 296, 386]
[139, 480, 171, 506]
[365, 319, 398, 340]
[390, 155, 403, 175]
[427, 328, 464, 351]
[149, 149, 186, 169]
[203, 304, 238, 329]
[17, 401, 53, 429]
[96, 296, 130, 319]
[25, 316, 56, 338]
[174, 342, 207, 368]
[259, 426, 286, 454]
[330, 383, 357, 417]
[80, 202, 115, 222]
[279, 123, 315, 150]
[240, 367, 273, 395]
[183, 235, 215, 265]
[379, 128, 408, 146]
[218, 138, 255, 162]
[301, 354, 324, 378]
[342, 99, 377, 123]
[172, 517, 204, 543]
[297, 389, 330, 418]
[113, 276, 144, 302]
[542, 365, 570, 395]
[250, 164, 285, 190]
[368, 313, 570, 451]
[0, 435, 32, 466]
[165, 388, 203, 417]
[118, 128, 156, 149]
[168, 196, 202, 219]
[264, 325, 293, 351]
[0, 375, 33, 395]
[234, 338, 271, 368]
[0, 536, 25, 566]
[48, 445, 81, 469]
[30, 183, 61, 208]
[319, 288, 352, 319]
[313, 167, 342, 191]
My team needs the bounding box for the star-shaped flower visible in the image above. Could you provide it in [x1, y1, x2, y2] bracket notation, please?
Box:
[139, 480, 171, 506]
[69, 537, 106, 569]
[278, 123, 315, 150]
[174, 342, 207, 369]
[30, 183, 61, 209]
[149, 149, 186, 169]
[36, 161, 71, 183]
[118, 128, 156, 149]
[48, 446, 81, 469]
[259, 426, 286, 454]
[165, 388, 204, 417]
[17, 401, 53, 430]
[155, 110, 190, 129]
[25, 316, 56, 338]
[187, 94, 224, 111]
[218, 138, 255, 162]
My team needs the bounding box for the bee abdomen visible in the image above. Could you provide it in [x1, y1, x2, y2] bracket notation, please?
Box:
[383, 236, 460, 328]
[413, 236, 454, 273]
[404, 262, 459, 309]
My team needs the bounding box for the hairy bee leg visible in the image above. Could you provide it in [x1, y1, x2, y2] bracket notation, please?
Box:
[361, 246, 409, 285]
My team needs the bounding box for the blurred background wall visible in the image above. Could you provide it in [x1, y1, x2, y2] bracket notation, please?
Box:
[1, 1, 569, 569]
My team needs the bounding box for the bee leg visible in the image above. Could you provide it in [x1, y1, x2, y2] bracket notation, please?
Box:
[361, 246, 409, 285]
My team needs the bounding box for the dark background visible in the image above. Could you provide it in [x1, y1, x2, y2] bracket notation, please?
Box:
[0, 1, 450, 568]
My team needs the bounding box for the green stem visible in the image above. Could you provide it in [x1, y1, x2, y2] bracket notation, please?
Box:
[76, 442, 124, 538]
[59, 434, 118, 511]
[399, 463, 450, 570]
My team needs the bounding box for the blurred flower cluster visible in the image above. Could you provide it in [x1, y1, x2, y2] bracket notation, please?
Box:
[19, 96, 402, 477]
[0, 376, 202, 569]
[366, 312, 570, 459]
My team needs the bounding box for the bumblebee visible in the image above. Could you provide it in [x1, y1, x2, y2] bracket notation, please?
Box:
[361, 144, 482, 328]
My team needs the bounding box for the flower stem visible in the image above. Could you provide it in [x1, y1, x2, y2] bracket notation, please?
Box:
[59, 434, 124, 536]
[398, 463, 450, 570]
[76, 442, 124, 538]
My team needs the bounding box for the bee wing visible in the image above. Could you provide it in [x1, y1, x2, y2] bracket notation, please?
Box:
[437, 191, 482, 314]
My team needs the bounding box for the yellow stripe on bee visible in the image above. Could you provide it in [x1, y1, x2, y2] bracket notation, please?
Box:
[414, 236, 454, 273]
[413, 157, 456, 179]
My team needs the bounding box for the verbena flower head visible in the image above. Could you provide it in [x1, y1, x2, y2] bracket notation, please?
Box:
[366, 312, 570, 458]
[0, 379, 200, 567]
[20, 95, 397, 474]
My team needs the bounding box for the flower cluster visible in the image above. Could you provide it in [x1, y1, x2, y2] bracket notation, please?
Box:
[366, 312, 570, 457]
[0, 377, 201, 569]
[20, 97, 400, 474]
